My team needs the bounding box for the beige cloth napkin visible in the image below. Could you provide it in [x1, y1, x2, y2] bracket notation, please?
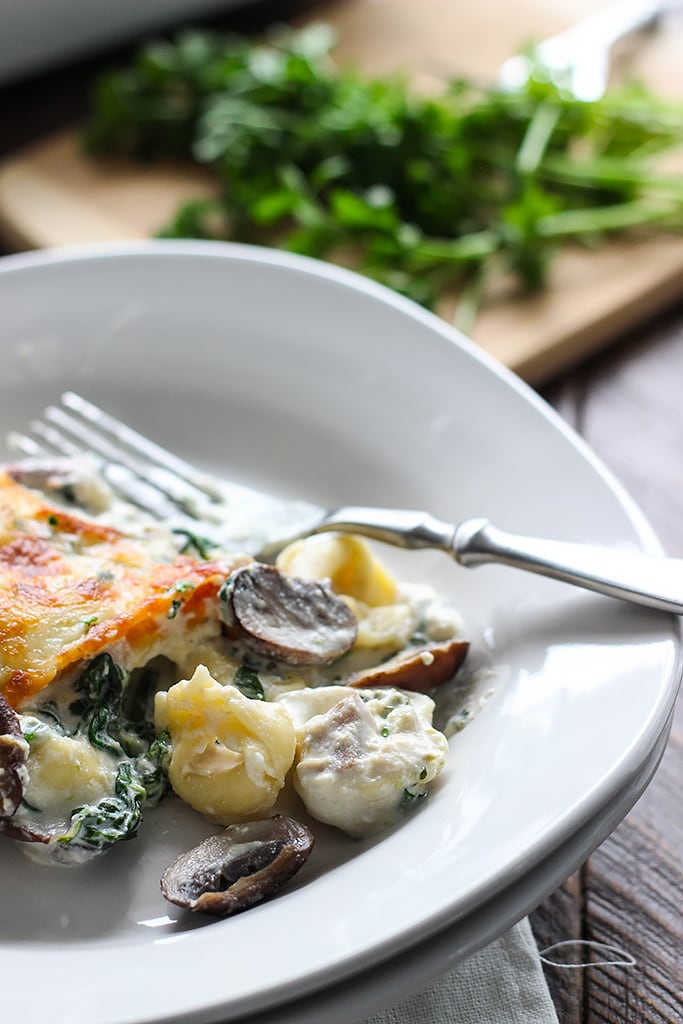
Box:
[366, 919, 559, 1024]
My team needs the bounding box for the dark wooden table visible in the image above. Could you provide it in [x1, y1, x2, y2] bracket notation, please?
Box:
[538, 329, 683, 1024]
[1, 3, 682, 1021]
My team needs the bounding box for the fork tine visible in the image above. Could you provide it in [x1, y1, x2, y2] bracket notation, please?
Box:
[10, 421, 223, 539]
[43, 403, 214, 518]
[6, 431, 49, 458]
[8, 392, 326, 557]
[100, 462, 207, 526]
[61, 392, 225, 501]
[30, 418, 84, 458]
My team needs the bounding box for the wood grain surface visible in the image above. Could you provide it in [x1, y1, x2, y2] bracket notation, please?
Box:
[2, 0, 683, 384]
[535, 316, 683, 1023]
[1, 2, 682, 1021]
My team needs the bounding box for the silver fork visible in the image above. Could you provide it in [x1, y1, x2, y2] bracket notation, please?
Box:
[497, 0, 675, 102]
[7, 391, 683, 616]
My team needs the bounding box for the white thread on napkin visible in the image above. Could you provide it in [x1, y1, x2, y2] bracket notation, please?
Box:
[366, 918, 559, 1024]
[538, 939, 637, 970]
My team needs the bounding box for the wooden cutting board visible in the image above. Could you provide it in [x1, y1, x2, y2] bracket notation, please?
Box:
[2, 0, 683, 384]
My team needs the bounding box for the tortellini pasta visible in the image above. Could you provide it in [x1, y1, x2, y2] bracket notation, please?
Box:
[276, 533, 397, 607]
[154, 665, 296, 824]
[277, 686, 448, 837]
[277, 534, 418, 649]
[341, 597, 418, 650]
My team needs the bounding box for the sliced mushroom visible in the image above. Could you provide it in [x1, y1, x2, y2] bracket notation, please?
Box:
[0, 696, 56, 847]
[0, 819, 51, 844]
[220, 564, 357, 666]
[161, 814, 315, 916]
[5, 458, 110, 513]
[5, 458, 78, 494]
[347, 639, 469, 693]
[0, 694, 29, 818]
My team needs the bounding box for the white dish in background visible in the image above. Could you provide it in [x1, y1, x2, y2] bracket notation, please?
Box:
[1, 0, 250, 84]
[0, 241, 679, 1024]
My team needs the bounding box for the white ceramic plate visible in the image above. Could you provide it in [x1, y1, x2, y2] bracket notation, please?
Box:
[240, 717, 672, 1024]
[0, 242, 680, 1024]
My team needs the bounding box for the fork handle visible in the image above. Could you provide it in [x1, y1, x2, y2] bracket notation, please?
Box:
[454, 518, 683, 615]
[318, 508, 683, 615]
[541, 0, 668, 53]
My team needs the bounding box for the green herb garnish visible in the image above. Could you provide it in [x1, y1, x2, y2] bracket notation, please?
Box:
[234, 664, 265, 701]
[172, 528, 215, 559]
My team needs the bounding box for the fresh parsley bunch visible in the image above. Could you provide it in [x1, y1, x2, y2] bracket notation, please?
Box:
[83, 24, 683, 320]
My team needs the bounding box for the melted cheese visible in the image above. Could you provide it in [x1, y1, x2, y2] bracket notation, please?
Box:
[0, 472, 246, 708]
[23, 728, 117, 812]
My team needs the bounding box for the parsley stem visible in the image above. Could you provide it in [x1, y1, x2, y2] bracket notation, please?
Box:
[538, 200, 683, 238]
[516, 101, 561, 177]
[454, 265, 487, 337]
[540, 155, 683, 198]
[408, 230, 499, 266]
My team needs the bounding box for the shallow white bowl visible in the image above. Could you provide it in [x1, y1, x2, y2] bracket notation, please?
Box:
[0, 241, 679, 1024]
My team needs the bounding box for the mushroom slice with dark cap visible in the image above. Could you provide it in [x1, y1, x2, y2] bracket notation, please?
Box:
[0, 693, 30, 819]
[220, 564, 357, 666]
[348, 639, 470, 693]
[161, 814, 315, 916]
[0, 695, 53, 846]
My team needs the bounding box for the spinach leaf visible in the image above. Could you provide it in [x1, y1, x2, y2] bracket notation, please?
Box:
[70, 652, 149, 757]
[234, 665, 265, 701]
[58, 736, 170, 852]
[56, 654, 171, 854]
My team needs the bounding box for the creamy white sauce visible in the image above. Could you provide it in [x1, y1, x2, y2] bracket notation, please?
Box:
[3, 455, 495, 852]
